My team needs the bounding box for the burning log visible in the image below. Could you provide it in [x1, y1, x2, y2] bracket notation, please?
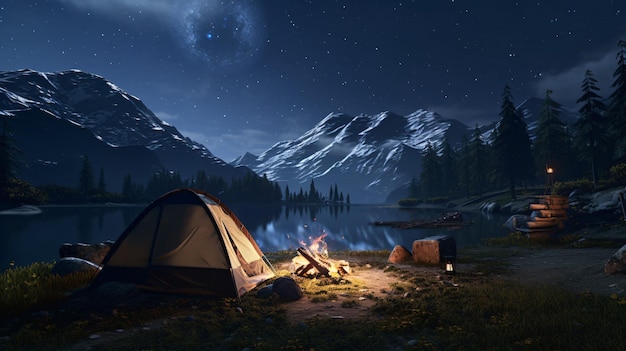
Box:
[296, 247, 330, 276]
[291, 246, 350, 278]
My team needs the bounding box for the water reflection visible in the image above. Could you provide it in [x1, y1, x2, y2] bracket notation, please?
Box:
[0, 204, 510, 269]
[233, 204, 510, 254]
[0, 205, 144, 268]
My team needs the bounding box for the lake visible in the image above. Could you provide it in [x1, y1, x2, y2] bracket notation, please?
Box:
[0, 204, 511, 270]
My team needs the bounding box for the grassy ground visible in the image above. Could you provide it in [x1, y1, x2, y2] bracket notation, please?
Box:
[2, 243, 626, 351]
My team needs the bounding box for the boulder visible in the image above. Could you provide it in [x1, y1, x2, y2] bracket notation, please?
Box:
[272, 277, 303, 301]
[59, 241, 114, 265]
[51, 257, 101, 276]
[388, 245, 412, 263]
[412, 235, 457, 266]
[257, 284, 274, 298]
[605, 244, 626, 275]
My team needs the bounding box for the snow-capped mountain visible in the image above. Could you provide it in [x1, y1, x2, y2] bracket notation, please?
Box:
[0, 69, 249, 191]
[232, 110, 471, 204]
[233, 98, 579, 204]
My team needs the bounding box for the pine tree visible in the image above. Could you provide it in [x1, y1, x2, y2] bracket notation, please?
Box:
[298, 188, 304, 202]
[493, 86, 534, 198]
[439, 139, 458, 196]
[457, 134, 472, 198]
[308, 179, 318, 202]
[0, 119, 19, 187]
[195, 170, 208, 190]
[533, 89, 570, 180]
[574, 69, 608, 185]
[469, 126, 488, 197]
[420, 141, 442, 199]
[98, 168, 106, 194]
[607, 39, 626, 162]
[122, 173, 133, 199]
[78, 155, 94, 197]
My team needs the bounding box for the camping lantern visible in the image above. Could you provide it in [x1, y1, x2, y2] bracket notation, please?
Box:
[444, 256, 456, 275]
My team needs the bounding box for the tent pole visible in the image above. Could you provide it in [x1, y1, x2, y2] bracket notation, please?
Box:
[262, 255, 277, 274]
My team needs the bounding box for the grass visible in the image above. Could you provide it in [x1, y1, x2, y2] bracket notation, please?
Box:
[0, 262, 98, 319]
[2, 248, 626, 351]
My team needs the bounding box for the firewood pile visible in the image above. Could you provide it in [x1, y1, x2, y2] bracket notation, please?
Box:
[290, 246, 351, 278]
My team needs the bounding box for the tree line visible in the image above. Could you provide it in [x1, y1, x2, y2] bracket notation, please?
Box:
[0, 132, 348, 205]
[67, 158, 284, 204]
[0, 110, 352, 206]
[79, 158, 352, 204]
[409, 39, 626, 202]
[283, 180, 351, 205]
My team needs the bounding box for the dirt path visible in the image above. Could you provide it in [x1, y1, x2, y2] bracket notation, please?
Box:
[282, 246, 626, 322]
[277, 260, 443, 322]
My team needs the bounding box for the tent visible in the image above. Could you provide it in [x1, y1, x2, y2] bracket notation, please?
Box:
[90, 188, 275, 297]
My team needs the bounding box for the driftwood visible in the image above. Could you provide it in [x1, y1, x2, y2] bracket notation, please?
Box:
[372, 211, 471, 229]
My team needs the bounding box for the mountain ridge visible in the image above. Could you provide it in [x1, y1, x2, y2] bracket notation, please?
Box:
[233, 98, 578, 204]
[232, 110, 472, 203]
[1, 69, 578, 203]
[0, 68, 251, 192]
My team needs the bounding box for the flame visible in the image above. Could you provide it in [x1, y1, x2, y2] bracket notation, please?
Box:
[292, 232, 351, 277]
[308, 233, 328, 259]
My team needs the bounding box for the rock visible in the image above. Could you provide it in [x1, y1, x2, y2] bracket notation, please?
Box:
[272, 277, 303, 301]
[256, 284, 274, 298]
[412, 235, 456, 266]
[388, 245, 412, 263]
[59, 241, 114, 265]
[605, 244, 626, 275]
[50, 257, 101, 276]
[582, 188, 625, 213]
[501, 198, 534, 214]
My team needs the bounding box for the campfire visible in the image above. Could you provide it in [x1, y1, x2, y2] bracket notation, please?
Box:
[290, 234, 350, 278]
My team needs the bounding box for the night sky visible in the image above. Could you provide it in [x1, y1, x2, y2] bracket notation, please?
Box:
[1, 1, 625, 162]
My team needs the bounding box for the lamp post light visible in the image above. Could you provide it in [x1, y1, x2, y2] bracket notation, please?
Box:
[545, 165, 555, 194]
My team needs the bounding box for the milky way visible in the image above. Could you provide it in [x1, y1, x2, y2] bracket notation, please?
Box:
[176, 1, 263, 71]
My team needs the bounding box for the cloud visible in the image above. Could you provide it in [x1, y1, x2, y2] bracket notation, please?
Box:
[154, 111, 178, 121]
[426, 104, 497, 127]
[181, 128, 276, 162]
[531, 49, 616, 109]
